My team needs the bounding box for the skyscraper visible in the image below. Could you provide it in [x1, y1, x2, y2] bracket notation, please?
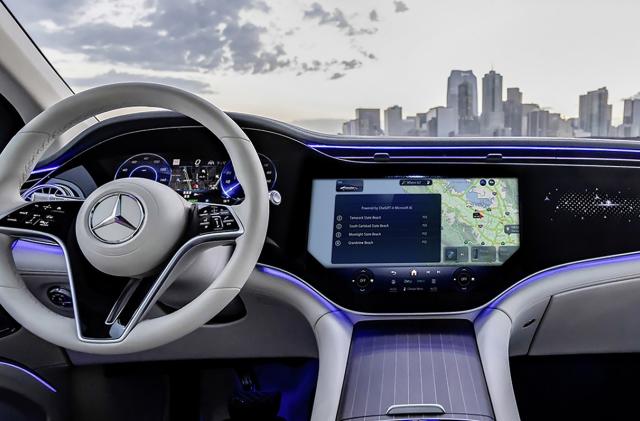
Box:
[548, 113, 573, 137]
[447, 70, 478, 119]
[527, 109, 550, 137]
[342, 119, 357, 135]
[481, 70, 505, 135]
[504, 87, 523, 136]
[355, 108, 382, 136]
[384, 105, 404, 136]
[482, 71, 503, 112]
[425, 106, 457, 137]
[413, 112, 427, 130]
[578, 87, 612, 137]
[521, 103, 540, 136]
[622, 94, 640, 138]
[448, 71, 480, 135]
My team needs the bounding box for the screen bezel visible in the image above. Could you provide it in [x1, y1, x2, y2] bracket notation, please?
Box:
[307, 176, 521, 269]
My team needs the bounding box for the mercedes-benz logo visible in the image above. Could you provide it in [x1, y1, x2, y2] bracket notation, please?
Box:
[89, 193, 145, 244]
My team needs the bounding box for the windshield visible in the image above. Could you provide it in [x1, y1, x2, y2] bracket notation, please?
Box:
[4, 0, 640, 139]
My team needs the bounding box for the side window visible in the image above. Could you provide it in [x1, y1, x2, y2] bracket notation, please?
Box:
[0, 93, 24, 152]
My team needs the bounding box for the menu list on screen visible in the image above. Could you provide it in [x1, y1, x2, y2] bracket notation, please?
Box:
[332, 194, 441, 264]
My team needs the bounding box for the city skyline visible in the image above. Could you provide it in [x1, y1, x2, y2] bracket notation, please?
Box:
[342, 68, 640, 138]
[5, 0, 640, 134]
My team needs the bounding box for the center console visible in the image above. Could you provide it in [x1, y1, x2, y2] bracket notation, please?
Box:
[307, 177, 520, 313]
[338, 320, 494, 421]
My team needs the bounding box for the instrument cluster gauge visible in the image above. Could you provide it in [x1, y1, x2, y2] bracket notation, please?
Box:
[220, 154, 277, 201]
[115, 153, 171, 185]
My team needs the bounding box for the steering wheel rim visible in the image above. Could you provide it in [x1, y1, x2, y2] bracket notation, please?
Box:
[0, 83, 269, 354]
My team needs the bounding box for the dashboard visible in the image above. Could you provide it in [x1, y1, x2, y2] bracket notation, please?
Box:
[25, 111, 640, 313]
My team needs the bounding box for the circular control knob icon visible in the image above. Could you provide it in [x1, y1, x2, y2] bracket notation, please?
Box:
[453, 267, 475, 291]
[352, 268, 375, 293]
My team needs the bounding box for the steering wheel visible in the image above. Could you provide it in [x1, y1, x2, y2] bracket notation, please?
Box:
[0, 83, 269, 354]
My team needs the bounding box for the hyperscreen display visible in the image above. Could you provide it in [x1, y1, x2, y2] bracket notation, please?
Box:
[308, 177, 520, 267]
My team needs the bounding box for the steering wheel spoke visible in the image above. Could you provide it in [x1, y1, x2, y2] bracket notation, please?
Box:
[0, 200, 83, 241]
[188, 202, 244, 240]
[1, 200, 246, 343]
[75, 201, 246, 343]
[74, 201, 244, 343]
[81, 201, 244, 343]
[0, 200, 144, 341]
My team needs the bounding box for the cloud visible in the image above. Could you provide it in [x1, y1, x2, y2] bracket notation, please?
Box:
[223, 22, 290, 73]
[7, 0, 288, 74]
[303, 3, 348, 28]
[67, 70, 217, 94]
[358, 49, 377, 60]
[300, 60, 324, 73]
[294, 57, 366, 76]
[342, 59, 362, 70]
[6, 0, 382, 83]
[303, 2, 377, 36]
[330, 72, 346, 80]
[5, 0, 87, 24]
[394, 1, 409, 13]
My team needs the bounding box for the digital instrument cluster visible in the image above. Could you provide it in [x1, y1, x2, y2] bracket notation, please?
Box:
[114, 153, 277, 203]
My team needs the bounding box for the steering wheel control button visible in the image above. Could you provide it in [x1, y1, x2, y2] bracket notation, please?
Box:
[196, 204, 239, 234]
[89, 193, 144, 244]
[352, 268, 375, 293]
[1, 201, 78, 234]
[47, 286, 73, 308]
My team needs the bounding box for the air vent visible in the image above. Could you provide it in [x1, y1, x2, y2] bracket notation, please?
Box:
[22, 183, 80, 202]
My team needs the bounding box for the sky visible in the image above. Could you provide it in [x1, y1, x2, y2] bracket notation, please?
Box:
[5, 0, 640, 133]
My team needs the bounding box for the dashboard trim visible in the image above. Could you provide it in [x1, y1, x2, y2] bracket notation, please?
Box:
[257, 247, 640, 318]
[10, 240, 640, 319]
[308, 143, 640, 153]
[30, 122, 640, 180]
[334, 155, 640, 164]
[30, 112, 640, 176]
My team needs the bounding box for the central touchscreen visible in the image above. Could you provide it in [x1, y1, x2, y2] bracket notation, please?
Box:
[308, 177, 520, 267]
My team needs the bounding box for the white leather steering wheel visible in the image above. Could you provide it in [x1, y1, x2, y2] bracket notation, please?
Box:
[0, 83, 269, 354]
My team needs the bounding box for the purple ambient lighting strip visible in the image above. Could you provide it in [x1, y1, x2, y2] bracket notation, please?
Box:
[0, 361, 57, 393]
[308, 143, 640, 154]
[12, 239, 65, 255]
[335, 155, 488, 160]
[30, 165, 60, 175]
